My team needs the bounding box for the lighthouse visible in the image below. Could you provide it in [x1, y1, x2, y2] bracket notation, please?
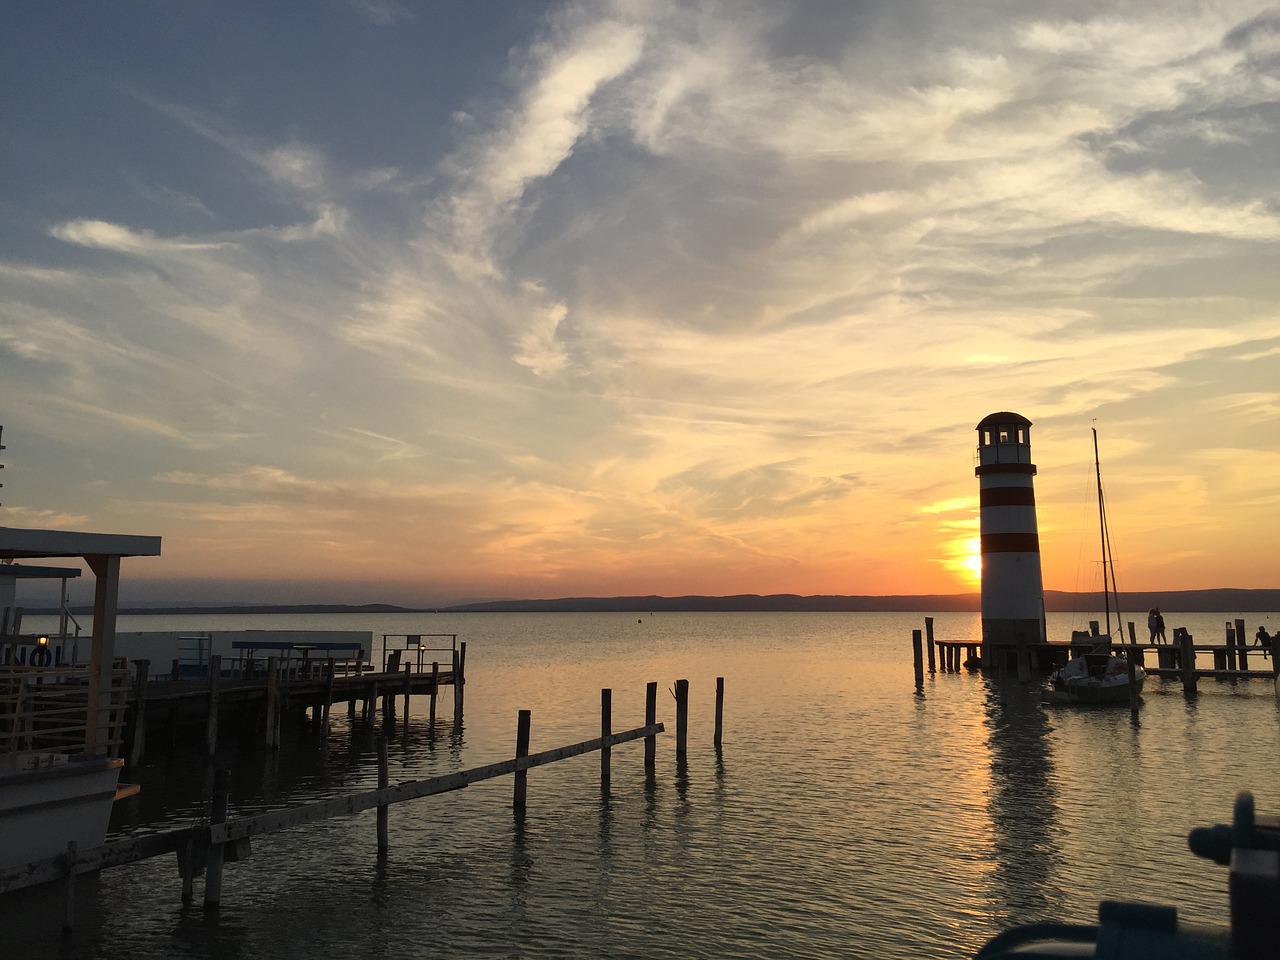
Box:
[975, 412, 1045, 651]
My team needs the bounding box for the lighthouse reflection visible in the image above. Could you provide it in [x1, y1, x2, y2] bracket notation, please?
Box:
[983, 677, 1067, 924]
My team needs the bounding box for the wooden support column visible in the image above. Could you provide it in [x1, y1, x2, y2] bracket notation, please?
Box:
[376, 736, 389, 855]
[83, 554, 121, 756]
[644, 681, 657, 772]
[206, 655, 221, 759]
[204, 768, 230, 910]
[128, 659, 150, 767]
[1181, 631, 1197, 695]
[714, 677, 724, 748]
[1236, 618, 1248, 672]
[61, 841, 77, 937]
[429, 661, 439, 728]
[925, 617, 936, 674]
[452, 642, 466, 728]
[674, 679, 688, 763]
[322, 658, 335, 735]
[600, 689, 611, 791]
[513, 710, 531, 813]
[912, 630, 924, 687]
[265, 657, 280, 750]
[401, 663, 412, 725]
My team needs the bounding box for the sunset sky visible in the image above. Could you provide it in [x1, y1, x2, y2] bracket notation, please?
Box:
[2, 1, 1278, 606]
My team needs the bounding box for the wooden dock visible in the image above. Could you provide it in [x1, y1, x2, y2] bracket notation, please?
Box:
[914, 616, 1279, 697]
[125, 640, 466, 765]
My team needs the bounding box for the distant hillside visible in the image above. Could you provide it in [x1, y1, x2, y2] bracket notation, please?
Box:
[26, 590, 1278, 617]
[440, 589, 1280, 614]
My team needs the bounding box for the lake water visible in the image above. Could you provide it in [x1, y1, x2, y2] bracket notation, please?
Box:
[2, 610, 1277, 959]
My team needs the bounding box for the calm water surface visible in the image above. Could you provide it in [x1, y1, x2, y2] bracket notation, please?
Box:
[2, 610, 1277, 959]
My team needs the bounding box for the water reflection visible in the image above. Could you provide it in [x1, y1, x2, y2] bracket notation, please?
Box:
[983, 678, 1066, 924]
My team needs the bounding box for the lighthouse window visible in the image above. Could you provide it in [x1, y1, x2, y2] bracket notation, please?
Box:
[983, 430, 992, 446]
[998, 428, 1011, 443]
[1018, 428, 1026, 443]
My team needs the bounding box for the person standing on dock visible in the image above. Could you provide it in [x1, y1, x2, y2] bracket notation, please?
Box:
[1147, 608, 1160, 643]
[1154, 608, 1166, 644]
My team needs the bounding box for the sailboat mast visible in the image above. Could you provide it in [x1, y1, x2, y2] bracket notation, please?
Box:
[1092, 427, 1123, 638]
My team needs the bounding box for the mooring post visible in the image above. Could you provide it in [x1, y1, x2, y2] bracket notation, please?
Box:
[429, 661, 439, 727]
[206, 654, 222, 759]
[61, 841, 77, 937]
[402, 662, 412, 725]
[644, 681, 657, 771]
[205, 767, 230, 910]
[1127, 649, 1139, 723]
[925, 617, 936, 674]
[600, 688, 612, 791]
[912, 630, 924, 687]
[674, 679, 688, 762]
[514, 709, 531, 813]
[376, 736, 389, 855]
[322, 658, 335, 734]
[1226, 621, 1238, 672]
[129, 659, 150, 767]
[1236, 618, 1248, 673]
[1180, 631, 1197, 695]
[265, 656, 280, 750]
[453, 642, 466, 728]
[714, 677, 724, 748]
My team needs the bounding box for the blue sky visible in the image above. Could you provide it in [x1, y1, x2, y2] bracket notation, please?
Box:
[3, 1, 1279, 605]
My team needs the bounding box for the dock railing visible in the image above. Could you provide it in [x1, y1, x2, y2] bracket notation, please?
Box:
[0, 659, 130, 757]
[380, 633, 457, 673]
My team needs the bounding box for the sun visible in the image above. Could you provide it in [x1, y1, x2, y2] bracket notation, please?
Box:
[942, 536, 983, 587]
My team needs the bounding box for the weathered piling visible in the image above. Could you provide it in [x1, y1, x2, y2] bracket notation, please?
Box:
[265, 657, 281, 749]
[513, 709, 531, 812]
[925, 617, 936, 674]
[714, 677, 724, 748]
[206, 654, 222, 758]
[401, 663, 412, 725]
[129, 659, 150, 767]
[600, 688, 611, 789]
[376, 737, 389, 854]
[453, 642, 466, 728]
[1236, 618, 1248, 672]
[644, 681, 657, 771]
[204, 768, 230, 909]
[674, 679, 689, 762]
[429, 661, 440, 727]
[1180, 631, 1197, 695]
[912, 629, 924, 686]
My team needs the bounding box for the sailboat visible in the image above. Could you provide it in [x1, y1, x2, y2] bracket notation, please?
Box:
[1042, 428, 1145, 705]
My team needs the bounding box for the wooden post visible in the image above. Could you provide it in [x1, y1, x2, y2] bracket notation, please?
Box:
[644, 681, 657, 771]
[1236, 618, 1248, 672]
[402, 663, 412, 724]
[376, 736, 389, 855]
[206, 654, 222, 759]
[265, 657, 280, 750]
[322, 659, 335, 734]
[204, 768, 230, 910]
[674, 679, 688, 762]
[714, 677, 724, 748]
[1015, 636, 1030, 683]
[453, 641, 466, 727]
[1226, 621, 1238, 672]
[62, 841, 77, 937]
[513, 710, 531, 812]
[600, 689, 611, 790]
[1127, 647, 1140, 723]
[429, 661, 439, 728]
[1181, 631, 1197, 695]
[129, 659, 150, 767]
[912, 630, 924, 687]
[925, 617, 936, 674]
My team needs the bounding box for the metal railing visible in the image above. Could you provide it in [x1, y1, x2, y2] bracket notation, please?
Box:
[379, 633, 458, 673]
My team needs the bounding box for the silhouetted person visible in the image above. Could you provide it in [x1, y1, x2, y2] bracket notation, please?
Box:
[1147, 608, 1159, 643]
[1154, 609, 1166, 644]
[1256, 625, 1272, 658]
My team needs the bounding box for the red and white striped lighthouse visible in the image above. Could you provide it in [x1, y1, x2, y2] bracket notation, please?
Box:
[975, 412, 1045, 648]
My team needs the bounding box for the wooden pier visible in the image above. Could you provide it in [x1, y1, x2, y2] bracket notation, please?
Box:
[125, 637, 467, 764]
[914, 616, 1279, 697]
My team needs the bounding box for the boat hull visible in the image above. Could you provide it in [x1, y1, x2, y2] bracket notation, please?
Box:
[0, 754, 123, 871]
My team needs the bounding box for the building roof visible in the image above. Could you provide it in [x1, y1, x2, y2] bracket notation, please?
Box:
[975, 411, 1032, 430]
[0, 526, 162, 561]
